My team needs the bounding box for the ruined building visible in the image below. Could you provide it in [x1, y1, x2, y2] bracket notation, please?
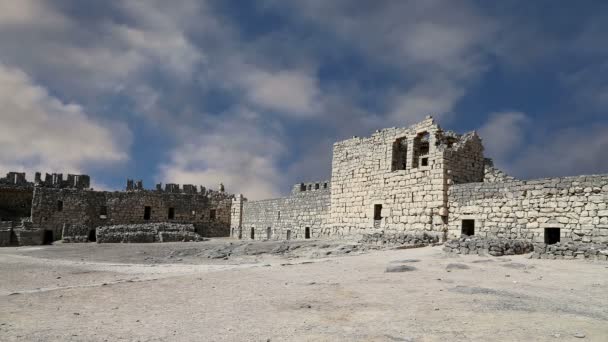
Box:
[231, 117, 608, 259]
[1, 117, 607, 259]
[0, 171, 233, 246]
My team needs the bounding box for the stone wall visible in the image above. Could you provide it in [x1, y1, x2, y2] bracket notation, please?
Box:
[0, 221, 14, 246]
[448, 174, 608, 244]
[0, 185, 33, 221]
[96, 223, 201, 243]
[444, 236, 534, 256]
[61, 224, 93, 243]
[233, 181, 330, 240]
[359, 232, 440, 246]
[531, 241, 608, 260]
[328, 117, 484, 240]
[31, 184, 233, 241]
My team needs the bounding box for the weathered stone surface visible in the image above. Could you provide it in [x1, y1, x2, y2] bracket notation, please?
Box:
[386, 265, 417, 273]
[96, 223, 202, 243]
[444, 237, 534, 257]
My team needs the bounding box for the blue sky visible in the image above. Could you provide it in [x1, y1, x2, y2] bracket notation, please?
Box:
[0, 0, 607, 199]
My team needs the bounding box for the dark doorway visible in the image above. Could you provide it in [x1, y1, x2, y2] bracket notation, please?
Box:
[43, 230, 53, 244]
[286, 230, 291, 240]
[168, 207, 175, 219]
[544, 228, 560, 245]
[88, 229, 96, 242]
[305, 227, 311, 239]
[143, 206, 151, 220]
[267, 227, 272, 240]
[461, 219, 475, 236]
[210, 209, 216, 221]
[57, 200, 63, 212]
[250, 227, 255, 240]
[374, 204, 382, 221]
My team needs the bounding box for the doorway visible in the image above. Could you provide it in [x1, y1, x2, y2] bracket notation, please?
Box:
[43, 230, 54, 244]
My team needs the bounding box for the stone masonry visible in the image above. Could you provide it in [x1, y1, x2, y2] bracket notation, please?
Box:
[231, 181, 330, 240]
[0, 173, 233, 246]
[2, 116, 607, 252]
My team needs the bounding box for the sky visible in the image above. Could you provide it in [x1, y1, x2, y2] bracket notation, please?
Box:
[0, 0, 607, 200]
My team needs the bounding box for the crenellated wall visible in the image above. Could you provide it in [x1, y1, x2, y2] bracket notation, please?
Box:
[31, 180, 234, 241]
[233, 181, 331, 240]
[448, 174, 608, 244]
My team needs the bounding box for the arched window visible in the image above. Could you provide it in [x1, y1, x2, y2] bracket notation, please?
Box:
[391, 137, 408, 171]
[413, 132, 430, 168]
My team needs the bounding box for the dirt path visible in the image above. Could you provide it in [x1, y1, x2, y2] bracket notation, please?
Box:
[0, 241, 606, 341]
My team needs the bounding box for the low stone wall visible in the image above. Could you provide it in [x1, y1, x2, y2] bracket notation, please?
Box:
[62, 224, 91, 243]
[444, 237, 534, 256]
[15, 229, 44, 246]
[531, 242, 608, 261]
[96, 223, 202, 243]
[360, 232, 440, 246]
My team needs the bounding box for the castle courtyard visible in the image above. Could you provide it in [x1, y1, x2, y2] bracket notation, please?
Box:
[1, 240, 606, 341]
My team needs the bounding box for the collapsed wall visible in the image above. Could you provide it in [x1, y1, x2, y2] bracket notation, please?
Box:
[96, 223, 201, 243]
[448, 174, 608, 245]
[231, 181, 330, 240]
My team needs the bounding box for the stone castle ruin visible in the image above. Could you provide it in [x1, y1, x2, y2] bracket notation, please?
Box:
[1, 117, 607, 259]
[0, 171, 233, 246]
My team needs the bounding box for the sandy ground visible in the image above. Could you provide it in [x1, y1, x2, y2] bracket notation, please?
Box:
[0, 239, 606, 342]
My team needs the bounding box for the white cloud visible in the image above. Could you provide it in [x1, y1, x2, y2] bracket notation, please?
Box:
[240, 69, 321, 117]
[478, 111, 608, 179]
[0, 63, 130, 173]
[158, 108, 287, 200]
[388, 78, 466, 126]
[512, 125, 608, 179]
[478, 111, 529, 163]
[0, 0, 67, 29]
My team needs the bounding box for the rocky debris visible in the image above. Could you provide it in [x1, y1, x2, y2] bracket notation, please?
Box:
[530, 241, 608, 261]
[386, 265, 417, 273]
[446, 263, 469, 270]
[444, 237, 534, 256]
[360, 232, 440, 246]
[96, 223, 202, 243]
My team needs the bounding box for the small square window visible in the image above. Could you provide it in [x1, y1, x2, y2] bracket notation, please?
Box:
[421, 158, 429, 166]
[461, 219, 475, 236]
[100, 206, 108, 219]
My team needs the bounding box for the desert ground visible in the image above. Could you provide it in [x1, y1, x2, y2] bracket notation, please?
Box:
[0, 239, 606, 342]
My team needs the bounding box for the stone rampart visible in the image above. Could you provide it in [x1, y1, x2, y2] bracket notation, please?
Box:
[448, 174, 608, 244]
[234, 181, 330, 240]
[31, 184, 233, 242]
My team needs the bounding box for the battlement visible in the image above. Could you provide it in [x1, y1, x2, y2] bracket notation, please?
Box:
[0, 171, 90, 189]
[126, 179, 228, 196]
[292, 181, 331, 194]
